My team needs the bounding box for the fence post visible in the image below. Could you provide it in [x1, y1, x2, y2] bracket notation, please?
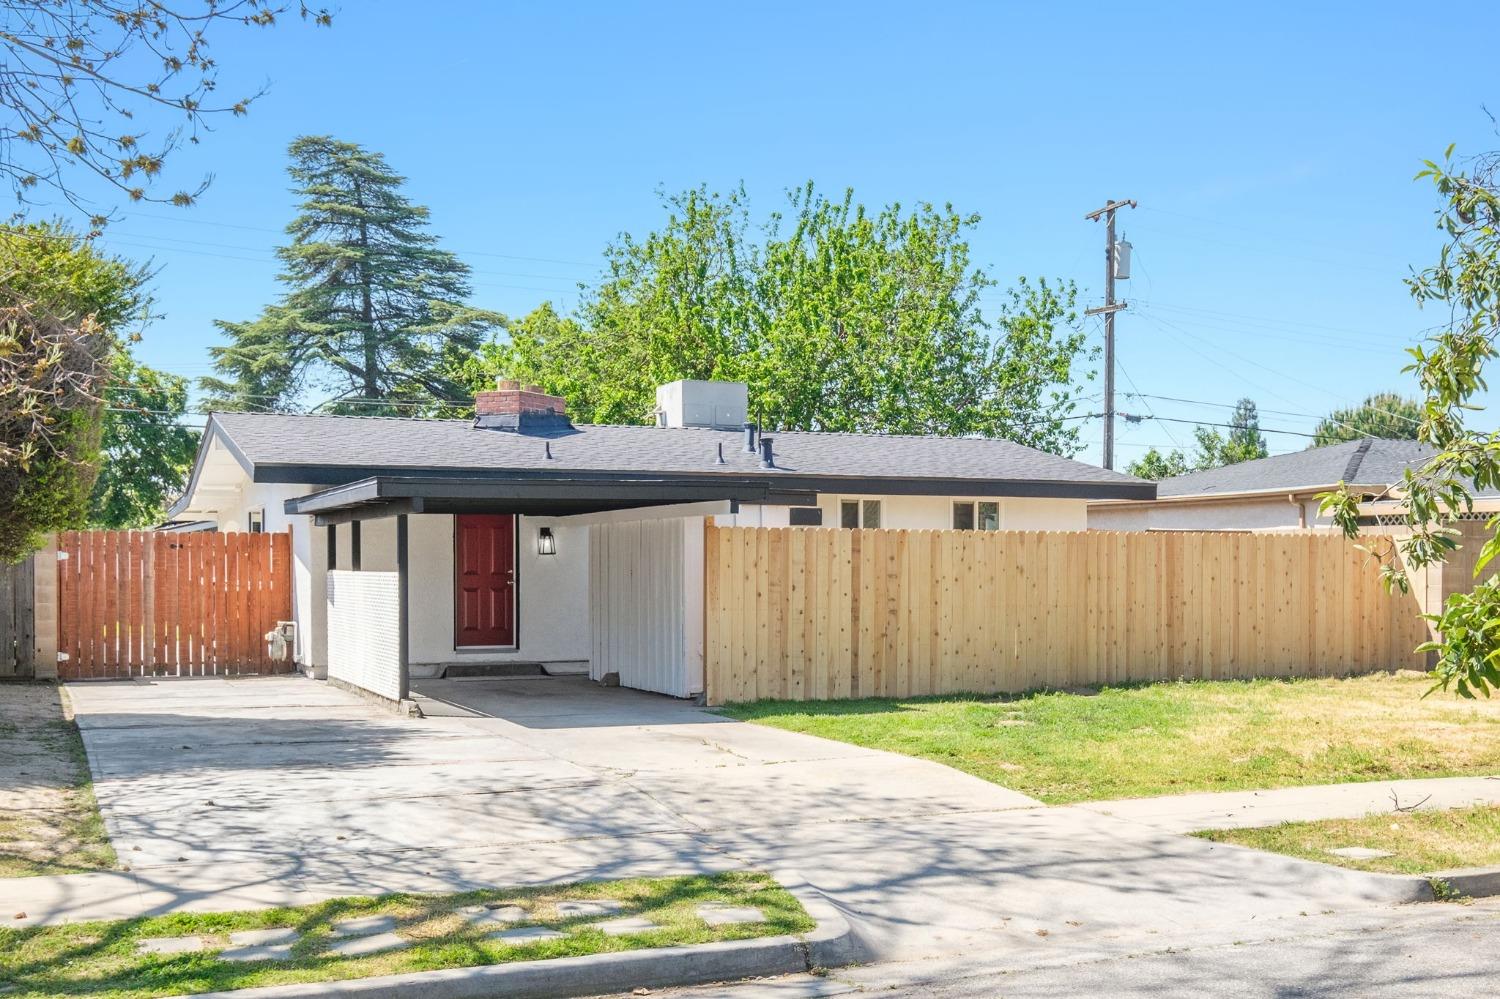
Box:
[32, 535, 58, 680]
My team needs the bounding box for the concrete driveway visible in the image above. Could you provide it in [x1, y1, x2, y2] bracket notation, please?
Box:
[57, 675, 1435, 963]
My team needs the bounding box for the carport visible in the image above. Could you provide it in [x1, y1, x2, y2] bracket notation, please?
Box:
[283, 473, 816, 707]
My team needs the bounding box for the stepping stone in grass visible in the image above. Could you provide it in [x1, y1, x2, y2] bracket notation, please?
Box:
[491, 926, 566, 944]
[228, 928, 299, 947]
[137, 936, 207, 956]
[1327, 847, 1394, 859]
[592, 916, 662, 936]
[324, 932, 409, 958]
[462, 904, 526, 928]
[220, 943, 295, 963]
[555, 900, 622, 919]
[696, 903, 765, 926]
[330, 915, 398, 937]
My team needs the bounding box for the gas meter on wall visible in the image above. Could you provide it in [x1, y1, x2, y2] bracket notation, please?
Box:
[265, 621, 296, 662]
[1113, 237, 1132, 280]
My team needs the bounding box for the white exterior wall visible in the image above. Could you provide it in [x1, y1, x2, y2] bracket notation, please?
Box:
[1088, 495, 1327, 532]
[326, 570, 402, 701]
[588, 517, 704, 698]
[733, 494, 1090, 531]
[365, 514, 592, 670]
[210, 480, 327, 671]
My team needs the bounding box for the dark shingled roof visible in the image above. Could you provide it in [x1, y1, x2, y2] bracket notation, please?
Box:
[1155, 439, 1437, 497]
[204, 411, 1152, 498]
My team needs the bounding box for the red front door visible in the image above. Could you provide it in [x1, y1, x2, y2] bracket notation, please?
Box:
[454, 514, 517, 647]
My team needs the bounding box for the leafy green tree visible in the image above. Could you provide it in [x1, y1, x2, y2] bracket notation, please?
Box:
[472, 184, 1094, 452]
[1311, 392, 1422, 446]
[0, 222, 147, 561]
[1125, 398, 1267, 478]
[90, 355, 199, 528]
[1127, 447, 1191, 480]
[1206, 398, 1270, 465]
[1324, 144, 1500, 696]
[203, 136, 504, 414]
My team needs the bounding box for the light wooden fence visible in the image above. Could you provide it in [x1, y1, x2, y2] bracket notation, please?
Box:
[703, 526, 1431, 705]
[0, 554, 37, 677]
[56, 531, 294, 680]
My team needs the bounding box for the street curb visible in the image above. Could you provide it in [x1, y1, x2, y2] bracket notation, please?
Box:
[1427, 867, 1500, 899]
[186, 877, 861, 999]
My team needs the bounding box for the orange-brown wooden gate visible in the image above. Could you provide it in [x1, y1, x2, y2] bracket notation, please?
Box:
[56, 531, 294, 680]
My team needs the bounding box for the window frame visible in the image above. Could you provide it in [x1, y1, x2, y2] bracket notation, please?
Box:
[247, 509, 266, 534]
[953, 500, 1002, 531]
[839, 498, 883, 529]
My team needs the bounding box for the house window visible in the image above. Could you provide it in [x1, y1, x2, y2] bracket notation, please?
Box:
[247, 509, 265, 533]
[839, 499, 883, 529]
[953, 501, 1001, 531]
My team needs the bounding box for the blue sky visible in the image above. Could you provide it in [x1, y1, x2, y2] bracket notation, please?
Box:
[71, 1, 1500, 466]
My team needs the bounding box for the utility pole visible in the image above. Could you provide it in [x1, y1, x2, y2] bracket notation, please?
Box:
[1085, 198, 1136, 470]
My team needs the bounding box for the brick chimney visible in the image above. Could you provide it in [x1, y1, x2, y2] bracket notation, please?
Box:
[474, 378, 571, 432]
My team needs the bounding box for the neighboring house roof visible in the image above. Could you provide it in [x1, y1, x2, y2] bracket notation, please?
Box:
[1153, 439, 1437, 499]
[171, 411, 1154, 517]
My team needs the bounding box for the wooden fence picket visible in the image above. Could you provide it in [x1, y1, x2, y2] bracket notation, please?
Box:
[54, 530, 292, 680]
[702, 525, 1435, 706]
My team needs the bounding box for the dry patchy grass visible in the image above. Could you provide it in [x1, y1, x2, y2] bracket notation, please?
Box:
[0, 682, 116, 878]
[721, 673, 1500, 803]
[1198, 804, 1500, 876]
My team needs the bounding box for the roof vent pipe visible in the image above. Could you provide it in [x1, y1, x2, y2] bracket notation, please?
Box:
[715, 441, 726, 465]
[544, 441, 553, 460]
[744, 422, 758, 453]
[759, 436, 775, 469]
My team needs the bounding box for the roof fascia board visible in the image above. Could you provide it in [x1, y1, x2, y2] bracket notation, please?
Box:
[165, 417, 257, 518]
[1091, 482, 1387, 509]
[546, 500, 737, 526]
[259, 463, 1154, 501]
[283, 476, 820, 516]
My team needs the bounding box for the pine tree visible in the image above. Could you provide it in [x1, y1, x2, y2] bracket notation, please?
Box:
[1311, 392, 1421, 447]
[202, 136, 502, 414]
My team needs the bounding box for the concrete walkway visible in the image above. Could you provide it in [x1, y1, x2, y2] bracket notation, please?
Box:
[8, 675, 1493, 969]
[1075, 773, 1500, 834]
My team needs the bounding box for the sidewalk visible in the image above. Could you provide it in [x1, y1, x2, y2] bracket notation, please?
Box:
[1072, 774, 1500, 834]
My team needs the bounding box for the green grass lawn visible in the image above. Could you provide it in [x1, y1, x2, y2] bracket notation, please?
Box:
[718, 673, 1500, 803]
[0, 683, 116, 878]
[1197, 805, 1500, 876]
[0, 872, 811, 998]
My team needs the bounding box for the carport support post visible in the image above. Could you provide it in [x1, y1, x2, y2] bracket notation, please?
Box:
[396, 513, 410, 702]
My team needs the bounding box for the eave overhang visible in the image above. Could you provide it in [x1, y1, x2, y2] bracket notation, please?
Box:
[283, 474, 822, 525]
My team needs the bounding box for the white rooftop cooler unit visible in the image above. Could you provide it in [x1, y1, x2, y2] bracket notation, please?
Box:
[654, 379, 748, 430]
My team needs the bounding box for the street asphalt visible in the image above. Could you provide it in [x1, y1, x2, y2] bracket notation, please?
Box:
[638, 897, 1500, 998]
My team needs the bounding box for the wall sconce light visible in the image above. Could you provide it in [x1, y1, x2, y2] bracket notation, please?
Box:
[537, 526, 557, 556]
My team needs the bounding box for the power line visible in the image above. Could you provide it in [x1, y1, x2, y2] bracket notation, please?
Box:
[1125, 391, 1420, 429]
[1119, 411, 1322, 439]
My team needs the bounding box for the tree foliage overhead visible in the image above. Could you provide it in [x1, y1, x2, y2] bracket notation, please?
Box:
[469, 183, 1095, 453]
[0, 1, 329, 224]
[90, 353, 198, 528]
[0, 222, 145, 561]
[1324, 142, 1500, 696]
[202, 136, 504, 415]
[1126, 397, 1268, 479]
[1311, 392, 1422, 447]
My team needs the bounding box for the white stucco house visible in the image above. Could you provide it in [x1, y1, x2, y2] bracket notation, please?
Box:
[1086, 438, 1438, 532]
[168, 379, 1152, 705]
